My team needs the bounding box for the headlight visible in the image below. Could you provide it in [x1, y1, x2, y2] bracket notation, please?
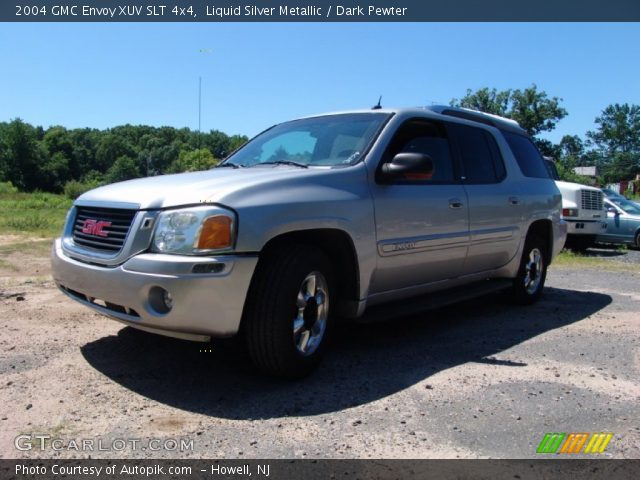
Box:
[152, 206, 235, 254]
[562, 208, 579, 217]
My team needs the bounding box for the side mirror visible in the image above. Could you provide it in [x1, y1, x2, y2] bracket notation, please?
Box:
[607, 207, 619, 215]
[381, 152, 434, 177]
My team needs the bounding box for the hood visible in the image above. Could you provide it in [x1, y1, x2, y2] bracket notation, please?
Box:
[77, 167, 346, 210]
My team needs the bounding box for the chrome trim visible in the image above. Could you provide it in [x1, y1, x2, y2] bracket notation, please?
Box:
[469, 226, 519, 244]
[378, 231, 469, 257]
[124, 254, 233, 276]
[62, 203, 160, 267]
[75, 199, 141, 210]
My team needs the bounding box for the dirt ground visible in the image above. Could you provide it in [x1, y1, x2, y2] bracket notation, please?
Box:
[1, 237, 639, 459]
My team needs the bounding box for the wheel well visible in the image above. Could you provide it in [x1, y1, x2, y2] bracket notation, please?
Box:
[527, 220, 553, 264]
[258, 229, 360, 310]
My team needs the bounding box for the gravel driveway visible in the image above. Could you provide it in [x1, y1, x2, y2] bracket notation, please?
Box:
[0, 243, 638, 459]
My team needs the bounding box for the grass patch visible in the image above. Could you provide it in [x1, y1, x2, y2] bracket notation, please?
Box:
[0, 191, 71, 237]
[552, 250, 640, 273]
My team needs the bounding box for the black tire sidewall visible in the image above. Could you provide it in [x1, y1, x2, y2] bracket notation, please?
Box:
[244, 245, 335, 378]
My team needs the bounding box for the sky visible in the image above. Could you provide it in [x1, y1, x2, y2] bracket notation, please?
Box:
[0, 22, 639, 143]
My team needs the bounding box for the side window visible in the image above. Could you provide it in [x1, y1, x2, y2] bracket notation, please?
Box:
[380, 120, 455, 183]
[502, 132, 550, 179]
[448, 124, 506, 184]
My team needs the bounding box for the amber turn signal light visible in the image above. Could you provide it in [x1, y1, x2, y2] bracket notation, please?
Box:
[196, 215, 232, 250]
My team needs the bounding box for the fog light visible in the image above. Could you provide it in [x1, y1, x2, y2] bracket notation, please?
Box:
[163, 290, 174, 309]
[148, 286, 173, 314]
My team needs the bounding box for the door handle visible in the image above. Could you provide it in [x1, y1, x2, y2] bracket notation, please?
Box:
[449, 198, 463, 209]
[509, 196, 520, 205]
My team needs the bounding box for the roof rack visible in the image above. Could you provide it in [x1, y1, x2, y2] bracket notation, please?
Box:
[425, 105, 527, 135]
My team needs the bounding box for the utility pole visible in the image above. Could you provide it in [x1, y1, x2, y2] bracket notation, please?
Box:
[198, 76, 202, 149]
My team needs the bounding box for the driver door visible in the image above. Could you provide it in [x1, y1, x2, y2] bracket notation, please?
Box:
[368, 119, 469, 294]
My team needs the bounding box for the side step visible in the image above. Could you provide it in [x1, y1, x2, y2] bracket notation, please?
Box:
[357, 279, 513, 323]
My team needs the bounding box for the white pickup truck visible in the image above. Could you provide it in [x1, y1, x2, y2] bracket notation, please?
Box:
[544, 159, 606, 251]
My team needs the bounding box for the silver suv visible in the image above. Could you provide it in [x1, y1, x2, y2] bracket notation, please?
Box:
[52, 106, 567, 377]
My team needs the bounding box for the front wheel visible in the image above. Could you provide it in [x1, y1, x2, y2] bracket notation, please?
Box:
[509, 234, 548, 305]
[242, 245, 334, 378]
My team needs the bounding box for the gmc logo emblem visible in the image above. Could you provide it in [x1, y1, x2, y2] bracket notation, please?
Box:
[81, 219, 112, 237]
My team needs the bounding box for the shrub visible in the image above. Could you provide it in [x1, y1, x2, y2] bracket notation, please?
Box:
[63, 180, 101, 199]
[0, 181, 18, 194]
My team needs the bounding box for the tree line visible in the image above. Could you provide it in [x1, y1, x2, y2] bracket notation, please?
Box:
[0, 122, 247, 197]
[1, 85, 639, 197]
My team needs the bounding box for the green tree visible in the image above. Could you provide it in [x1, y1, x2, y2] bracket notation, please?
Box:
[95, 134, 136, 172]
[451, 87, 511, 116]
[586, 103, 640, 183]
[0, 120, 247, 192]
[587, 103, 640, 155]
[451, 84, 567, 137]
[0, 119, 44, 191]
[39, 152, 71, 192]
[167, 148, 219, 173]
[104, 156, 141, 184]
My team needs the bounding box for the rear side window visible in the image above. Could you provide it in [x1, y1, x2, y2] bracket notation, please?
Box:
[448, 123, 506, 184]
[502, 132, 550, 179]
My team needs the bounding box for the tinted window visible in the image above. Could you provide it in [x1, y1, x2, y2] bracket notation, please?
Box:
[448, 124, 505, 183]
[503, 132, 550, 179]
[544, 159, 560, 180]
[381, 120, 455, 183]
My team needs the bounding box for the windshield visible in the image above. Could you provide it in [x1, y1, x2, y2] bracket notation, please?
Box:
[603, 188, 625, 198]
[609, 198, 640, 215]
[221, 113, 390, 168]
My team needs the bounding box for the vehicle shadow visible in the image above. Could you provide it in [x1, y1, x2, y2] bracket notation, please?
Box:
[80, 287, 611, 419]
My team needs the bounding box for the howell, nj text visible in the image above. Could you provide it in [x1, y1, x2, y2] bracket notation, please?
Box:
[208, 463, 270, 476]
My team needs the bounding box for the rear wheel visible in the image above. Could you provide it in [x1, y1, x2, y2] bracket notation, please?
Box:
[510, 234, 548, 305]
[243, 245, 334, 378]
[635, 231, 640, 249]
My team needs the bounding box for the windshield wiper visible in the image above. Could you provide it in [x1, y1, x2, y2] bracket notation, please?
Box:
[216, 161, 243, 169]
[256, 160, 308, 169]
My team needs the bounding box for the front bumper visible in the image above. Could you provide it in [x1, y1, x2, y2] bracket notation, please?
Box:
[565, 219, 607, 236]
[51, 239, 258, 340]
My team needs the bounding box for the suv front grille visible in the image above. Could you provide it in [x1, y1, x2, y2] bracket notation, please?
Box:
[580, 189, 603, 211]
[72, 207, 137, 253]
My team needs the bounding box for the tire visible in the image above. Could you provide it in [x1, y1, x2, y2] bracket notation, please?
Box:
[509, 234, 548, 305]
[635, 231, 640, 250]
[242, 244, 334, 378]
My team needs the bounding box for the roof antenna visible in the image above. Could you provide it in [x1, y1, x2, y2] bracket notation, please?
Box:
[372, 96, 382, 110]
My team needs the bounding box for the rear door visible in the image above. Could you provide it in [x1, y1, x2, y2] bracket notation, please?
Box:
[447, 123, 522, 274]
